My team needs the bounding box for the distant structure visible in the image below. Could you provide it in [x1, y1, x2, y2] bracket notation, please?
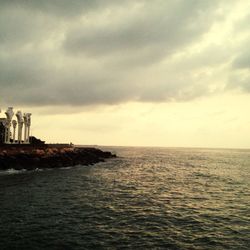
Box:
[0, 107, 32, 144]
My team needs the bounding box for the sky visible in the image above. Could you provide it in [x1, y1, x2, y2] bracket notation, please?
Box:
[0, 0, 250, 148]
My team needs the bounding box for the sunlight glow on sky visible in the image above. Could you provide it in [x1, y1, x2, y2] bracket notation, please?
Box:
[0, 0, 250, 148]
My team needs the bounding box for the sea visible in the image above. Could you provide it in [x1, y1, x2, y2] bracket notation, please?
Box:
[0, 147, 249, 250]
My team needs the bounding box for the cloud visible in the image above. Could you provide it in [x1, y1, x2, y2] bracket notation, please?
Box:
[64, 1, 220, 58]
[232, 50, 250, 69]
[229, 34, 250, 92]
[0, 0, 128, 17]
[0, 0, 249, 109]
[228, 70, 250, 93]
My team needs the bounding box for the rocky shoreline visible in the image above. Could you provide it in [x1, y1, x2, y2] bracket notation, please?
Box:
[0, 146, 116, 171]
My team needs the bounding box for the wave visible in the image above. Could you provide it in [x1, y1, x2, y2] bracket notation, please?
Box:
[0, 168, 27, 175]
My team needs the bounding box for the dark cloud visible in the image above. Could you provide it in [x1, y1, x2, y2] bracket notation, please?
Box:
[0, 0, 248, 108]
[0, 9, 47, 48]
[0, 0, 132, 17]
[64, 0, 220, 58]
[0, 53, 134, 106]
[229, 37, 250, 92]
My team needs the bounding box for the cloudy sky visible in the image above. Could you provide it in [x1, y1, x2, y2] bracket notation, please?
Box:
[0, 0, 250, 148]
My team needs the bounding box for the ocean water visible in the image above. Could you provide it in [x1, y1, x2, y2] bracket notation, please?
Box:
[0, 147, 249, 249]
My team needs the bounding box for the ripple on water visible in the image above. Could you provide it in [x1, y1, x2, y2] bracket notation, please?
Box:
[0, 147, 249, 249]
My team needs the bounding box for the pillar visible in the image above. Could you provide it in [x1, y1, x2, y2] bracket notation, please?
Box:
[12, 120, 17, 143]
[27, 113, 31, 144]
[23, 113, 31, 143]
[16, 111, 24, 144]
[5, 107, 14, 144]
[23, 115, 27, 144]
[3, 121, 8, 144]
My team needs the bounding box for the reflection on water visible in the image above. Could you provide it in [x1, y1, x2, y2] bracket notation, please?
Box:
[0, 147, 249, 249]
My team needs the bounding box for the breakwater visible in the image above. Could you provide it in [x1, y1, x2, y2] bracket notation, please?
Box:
[0, 146, 116, 170]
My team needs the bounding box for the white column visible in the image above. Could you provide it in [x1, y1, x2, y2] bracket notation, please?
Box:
[6, 126, 10, 143]
[12, 120, 17, 143]
[19, 121, 23, 143]
[5, 107, 14, 144]
[24, 113, 31, 144]
[23, 113, 27, 143]
[24, 125, 27, 143]
[16, 111, 24, 144]
[27, 114, 31, 144]
[27, 126, 30, 143]
[3, 122, 8, 144]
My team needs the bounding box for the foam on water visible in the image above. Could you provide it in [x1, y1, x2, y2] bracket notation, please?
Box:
[0, 168, 27, 175]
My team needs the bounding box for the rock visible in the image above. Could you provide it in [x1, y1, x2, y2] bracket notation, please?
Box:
[0, 146, 116, 171]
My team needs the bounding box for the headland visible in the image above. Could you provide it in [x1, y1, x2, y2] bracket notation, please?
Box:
[0, 106, 116, 170]
[0, 144, 116, 171]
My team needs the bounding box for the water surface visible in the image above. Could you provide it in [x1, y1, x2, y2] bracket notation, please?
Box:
[0, 147, 249, 249]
